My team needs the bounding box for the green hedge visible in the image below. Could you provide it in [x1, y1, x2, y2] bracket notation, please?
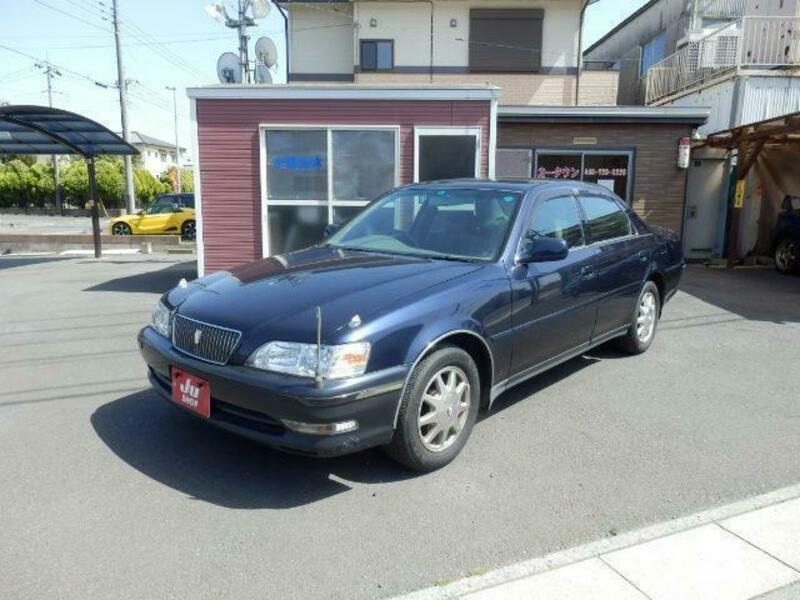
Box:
[0, 156, 194, 209]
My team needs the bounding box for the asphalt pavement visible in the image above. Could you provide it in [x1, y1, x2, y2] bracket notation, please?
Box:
[0, 213, 112, 235]
[1, 257, 799, 599]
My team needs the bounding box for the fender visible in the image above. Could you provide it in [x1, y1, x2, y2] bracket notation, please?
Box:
[393, 325, 495, 428]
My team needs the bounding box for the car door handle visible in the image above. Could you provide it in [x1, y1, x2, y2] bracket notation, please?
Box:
[581, 266, 596, 279]
[636, 250, 648, 263]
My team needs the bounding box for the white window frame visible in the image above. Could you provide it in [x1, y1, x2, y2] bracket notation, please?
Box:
[413, 126, 482, 183]
[258, 124, 401, 257]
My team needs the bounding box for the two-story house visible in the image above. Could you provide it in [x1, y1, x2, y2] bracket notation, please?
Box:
[282, 0, 618, 106]
[130, 131, 187, 178]
[584, 0, 800, 262]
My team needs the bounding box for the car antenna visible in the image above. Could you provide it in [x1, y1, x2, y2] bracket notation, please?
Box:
[315, 306, 323, 387]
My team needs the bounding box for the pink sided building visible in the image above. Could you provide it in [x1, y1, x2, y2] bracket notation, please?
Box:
[187, 85, 498, 274]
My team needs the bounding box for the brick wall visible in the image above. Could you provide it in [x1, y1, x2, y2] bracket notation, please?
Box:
[498, 122, 692, 234]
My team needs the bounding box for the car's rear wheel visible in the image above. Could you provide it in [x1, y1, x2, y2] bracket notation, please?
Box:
[182, 220, 196, 241]
[385, 346, 480, 472]
[774, 237, 798, 274]
[111, 222, 132, 236]
[614, 280, 660, 355]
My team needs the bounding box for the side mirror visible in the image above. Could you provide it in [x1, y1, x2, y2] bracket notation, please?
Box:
[517, 234, 569, 263]
[323, 223, 340, 238]
[137, 209, 146, 216]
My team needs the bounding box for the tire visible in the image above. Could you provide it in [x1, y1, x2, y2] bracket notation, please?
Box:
[111, 222, 132, 236]
[385, 345, 480, 472]
[181, 220, 196, 241]
[774, 237, 798, 274]
[614, 280, 660, 355]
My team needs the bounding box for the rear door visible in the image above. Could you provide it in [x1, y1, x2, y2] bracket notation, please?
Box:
[577, 192, 648, 339]
[509, 191, 598, 376]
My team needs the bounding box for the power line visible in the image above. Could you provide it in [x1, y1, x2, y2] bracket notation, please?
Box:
[32, 0, 112, 33]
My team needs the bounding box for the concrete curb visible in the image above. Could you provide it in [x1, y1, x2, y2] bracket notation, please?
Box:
[395, 483, 800, 599]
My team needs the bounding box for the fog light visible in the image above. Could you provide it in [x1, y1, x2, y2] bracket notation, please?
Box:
[282, 419, 359, 436]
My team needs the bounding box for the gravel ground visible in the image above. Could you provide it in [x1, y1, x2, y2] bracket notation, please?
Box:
[0, 256, 798, 600]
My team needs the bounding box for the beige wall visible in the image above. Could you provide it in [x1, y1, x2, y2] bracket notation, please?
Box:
[356, 70, 619, 105]
[354, 0, 582, 69]
[289, 3, 354, 75]
[287, 0, 582, 75]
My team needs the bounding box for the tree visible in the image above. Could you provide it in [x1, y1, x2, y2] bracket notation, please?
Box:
[135, 167, 167, 204]
[61, 159, 89, 208]
[159, 166, 194, 193]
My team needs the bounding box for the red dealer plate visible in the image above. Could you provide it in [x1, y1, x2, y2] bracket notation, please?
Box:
[171, 368, 211, 418]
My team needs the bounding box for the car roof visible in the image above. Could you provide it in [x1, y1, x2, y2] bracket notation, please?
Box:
[397, 178, 609, 194]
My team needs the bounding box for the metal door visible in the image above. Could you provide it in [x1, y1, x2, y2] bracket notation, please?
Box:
[684, 158, 728, 259]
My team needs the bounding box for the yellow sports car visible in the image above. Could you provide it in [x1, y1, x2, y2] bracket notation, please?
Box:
[110, 193, 196, 240]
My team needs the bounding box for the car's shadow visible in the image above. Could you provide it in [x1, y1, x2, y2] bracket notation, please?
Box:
[90, 390, 416, 510]
[92, 347, 618, 509]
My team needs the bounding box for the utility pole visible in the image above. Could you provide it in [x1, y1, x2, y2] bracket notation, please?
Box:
[111, 0, 136, 214]
[37, 60, 62, 212]
[165, 86, 181, 193]
[237, 0, 252, 83]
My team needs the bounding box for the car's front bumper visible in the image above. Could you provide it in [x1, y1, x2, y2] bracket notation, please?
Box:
[138, 326, 406, 457]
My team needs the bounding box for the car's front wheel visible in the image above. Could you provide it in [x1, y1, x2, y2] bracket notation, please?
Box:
[615, 280, 660, 355]
[386, 345, 480, 472]
[111, 222, 132, 236]
[774, 237, 798, 274]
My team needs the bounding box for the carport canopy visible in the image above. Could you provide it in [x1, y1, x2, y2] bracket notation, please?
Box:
[0, 105, 138, 156]
[0, 105, 139, 258]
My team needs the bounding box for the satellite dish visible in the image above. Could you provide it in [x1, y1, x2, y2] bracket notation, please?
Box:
[204, 1, 225, 23]
[254, 65, 272, 84]
[251, 0, 271, 18]
[216, 52, 242, 84]
[255, 37, 278, 68]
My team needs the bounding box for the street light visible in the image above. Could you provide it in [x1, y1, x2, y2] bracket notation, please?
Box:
[165, 85, 181, 193]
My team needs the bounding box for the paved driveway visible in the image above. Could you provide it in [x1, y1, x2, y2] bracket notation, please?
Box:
[1, 258, 799, 599]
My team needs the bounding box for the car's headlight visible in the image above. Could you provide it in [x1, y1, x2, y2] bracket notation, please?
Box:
[246, 341, 370, 380]
[151, 301, 172, 338]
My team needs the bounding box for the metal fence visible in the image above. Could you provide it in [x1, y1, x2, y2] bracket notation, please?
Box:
[645, 16, 800, 104]
[691, 0, 745, 27]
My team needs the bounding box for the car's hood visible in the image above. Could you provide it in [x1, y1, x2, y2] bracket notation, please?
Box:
[167, 246, 481, 351]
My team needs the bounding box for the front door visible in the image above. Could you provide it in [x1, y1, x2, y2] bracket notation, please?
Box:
[684, 157, 727, 259]
[509, 192, 598, 378]
[415, 127, 480, 182]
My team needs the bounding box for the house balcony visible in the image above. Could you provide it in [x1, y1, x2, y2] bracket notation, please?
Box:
[644, 16, 800, 105]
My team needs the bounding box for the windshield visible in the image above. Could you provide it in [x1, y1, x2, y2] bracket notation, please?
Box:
[326, 187, 523, 261]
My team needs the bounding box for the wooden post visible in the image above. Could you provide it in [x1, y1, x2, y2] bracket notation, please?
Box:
[726, 139, 765, 267]
[87, 157, 102, 259]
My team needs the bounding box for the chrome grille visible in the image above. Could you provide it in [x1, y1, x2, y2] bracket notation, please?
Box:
[172, 315, 242, 365]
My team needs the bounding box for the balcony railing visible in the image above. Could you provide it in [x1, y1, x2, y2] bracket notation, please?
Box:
[644, 16, 800, 105]
[692, 0, 745, 23]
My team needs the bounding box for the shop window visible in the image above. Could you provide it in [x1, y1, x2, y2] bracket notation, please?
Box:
[529, 150, 633, 203]
[360, 40, 394, 71]
[578, 194, 631, 244]
[262, 127, 398, 256]
[582, 154, 630, 199]
[333, 130, 395, 201]
[535, 153, 581, 180]
[265, 129, 328, 200]
[469, 9, 544, 72]
[418, 135, 477, 182]
[267, 205, 329, 254]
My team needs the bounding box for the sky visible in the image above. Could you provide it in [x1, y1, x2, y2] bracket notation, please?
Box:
[0, 0, 648, 158]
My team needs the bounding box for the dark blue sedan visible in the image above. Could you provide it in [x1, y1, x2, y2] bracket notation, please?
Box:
[139, 180, 684, 471]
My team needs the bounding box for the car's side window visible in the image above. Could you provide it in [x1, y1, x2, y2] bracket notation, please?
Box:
[578, 194, 632, 244]
[527, 194, 585, 248]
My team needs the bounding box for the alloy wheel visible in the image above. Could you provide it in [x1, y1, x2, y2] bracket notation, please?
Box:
[112, 223, 131, 236]
[636, 290, 657, 343]
[417, 366, 471, 452]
